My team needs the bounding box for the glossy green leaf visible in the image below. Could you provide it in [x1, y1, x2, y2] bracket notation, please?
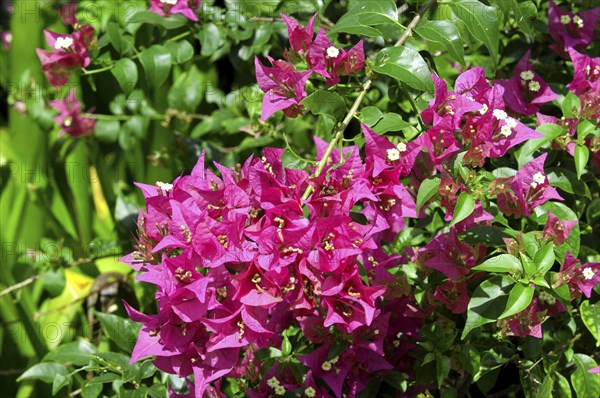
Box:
[166, 40, 194, 64]
[535, 373, 554, 398]
[372, 113, 413, 134]
[451, 192, 475, 226]
[95, 120, 120, 143]
[415, 20, 464, 64]
[462, 275, 512, 339]
[301, 90, 346, 119]
[571, 354, 600, 398]
[95, 311, 141, 353]
[168, 65, 205, 113]
[373, 46, 434, 92]
[43, 340, 98, 366]
[139, 45, 172, 88]
[111, 59, 138, 95]
[534, 243, 555, 276]
[107, 22, 124, 53]
[500, 283, 534, 319]
[330, 0, 400, 37]
[473, 254, 522, 274]
[459, 225, 512, 247]
[562, 92, 581, 118]
[52, 373, 70, 395]
[18, 363, 69, 383]
[358, 106, 384, 126]
[416, 177, 441, 213]
[450, 0, 500, 68]
[129, 10, 188, 29]
[553, 371, 572, 398]
[580, 301, 600, 347]
[519, 253, 537, 277]
[574, 144, 589, 180]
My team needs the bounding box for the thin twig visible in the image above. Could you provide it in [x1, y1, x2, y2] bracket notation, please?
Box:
[300, 0, 437, 201]
[0, 275, 39, 297]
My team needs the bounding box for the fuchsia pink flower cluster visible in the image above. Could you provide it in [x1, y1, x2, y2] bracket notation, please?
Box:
[149, 0, 201, 22]
[122, 135, 423, 397]
[255, 14, 365, 121]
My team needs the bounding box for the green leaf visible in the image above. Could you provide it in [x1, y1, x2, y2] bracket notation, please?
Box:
[255, 347, 282, 361]
[416, 177, 441, 212]
[139, 45, 172, 88]
[473, 254, 523, 274]
[580, 301, 600, 347]
[534, 243, 555, 276]
[574, 144, 589, 180]
[168, 65, 205, 113]
[415, 20, 464, 64]
[111, 59, 138, 95]
[562, 92, 581, 118]
[450, 192, 475, 226]
[301, 90, 346, 119]
[129, 11, 188, 30]
[282, 338, 292, 356]
[81, 382, 103, 398]
[281, 150, 308, 170]
[107, 22, 124, 53]
[373, 46, 434, 92]
[450, 0, 500, 68]
[95, 120, 120, 143]
[497, 0, 537, 37]
[547, 167, 591, 199]
[95, 311, 141, 353]
[372, 113, 413, 134]
[166, 40, 194, 64]
[462, 275, 512, 339]
[42, 268, 66, 297]
[43, 340, 98, 366]
[520, 252, 537, 277]
[53, 373, 70, 395]
[553, 371, 572, 398]
[18, 363, 69, 383]
[536, 373, 554, 398]
[330, 0, 400, 37]
[500, 283, 534, 319]
[358, 106, 384, 126]
[571, 354, 600, 398]
[198, 23, 225, 57]
[437, 355, 451, 389]
[459, 225, 512, 246]
[517, 124, 563, 167]
[540, 202, 580, 261]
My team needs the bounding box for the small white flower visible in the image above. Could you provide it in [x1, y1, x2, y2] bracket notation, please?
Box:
[386, 148, 400, 162]
[520, 70, 534, 81]
[479, 103, 489, 115]
[326, 46, 340, 58]
[54, 36, 73, 50]
[528, 81, 541, 92]
[321, 361, 332, 371]
[274, 385, 286, 396]
[396, 142, 407, 153]
[582, 267, 595, 280]
[505, 118, 518, 129]
[305, 387, 317, 398]
[63, 116, 73, 127]
[560, 15, 571, 25]
[156, 181, 173, 192]
[267, 377, 280, 388]
[500, 125, 512, 137]
[530, 172, 545, 189]
[161, 0, 178, 5]
[573, 15, 584, 28]
[492, 109, 508, 120]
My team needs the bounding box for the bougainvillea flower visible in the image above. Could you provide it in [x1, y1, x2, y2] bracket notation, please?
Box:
[49, 89, 96, 137]
[495, 50, 558, 115]
[506, 297, 544, 338]
[57, 2, 78, 26]
[555, 252, 600, 299]
[537, 113, 577, 155]
[542, 211, 578, 245]
[433, 279, 470, 314]
[1, 31, 12, 50]
[567, 47, 600, 95]
[255, 57, 312, 120]
[548, 0, 600, 55]
[281, 13, 316, 54]
[149, 0, 201, 22]
[307, 28, 364, 86]
[508, 153, 563, 217]
[36, 25, 95, 86]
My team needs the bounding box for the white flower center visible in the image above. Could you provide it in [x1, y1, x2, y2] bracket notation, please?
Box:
[321, 361, 332, 371]
[267, 377, 280, 388]
[528, 81, 541, 92]
[54, 36, 73, 50]
[573, 15, 583, 28]
[63, 116, 73, 127]
[560, 15, 571, 25]
[583, 267, 595, 280]
[520, 70, 534, 81]
[160, 0, 178, 5]
[305, 387, 317, 398]
[326, 46, 340, 58]
[492, 109, 507, 120]
[530, 172, 545, 189]
[505, 118, 518, 129]
[274, 385, 286, 395]
[386, 148, 400, 162]
[479, 103, 488, 115]
[500, 125, 512, 137]
[156, 181, 173, 192]
[396, 142, 407, 153]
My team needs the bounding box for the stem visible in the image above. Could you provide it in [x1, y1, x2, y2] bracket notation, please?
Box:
[81, 64, 114, 75]
[300, 0, 437, 201]
[80, 113, 164, 121]
[0, 276, 40, 297]
[401, 82, 426, 130]
[165, 31, 192, 43]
